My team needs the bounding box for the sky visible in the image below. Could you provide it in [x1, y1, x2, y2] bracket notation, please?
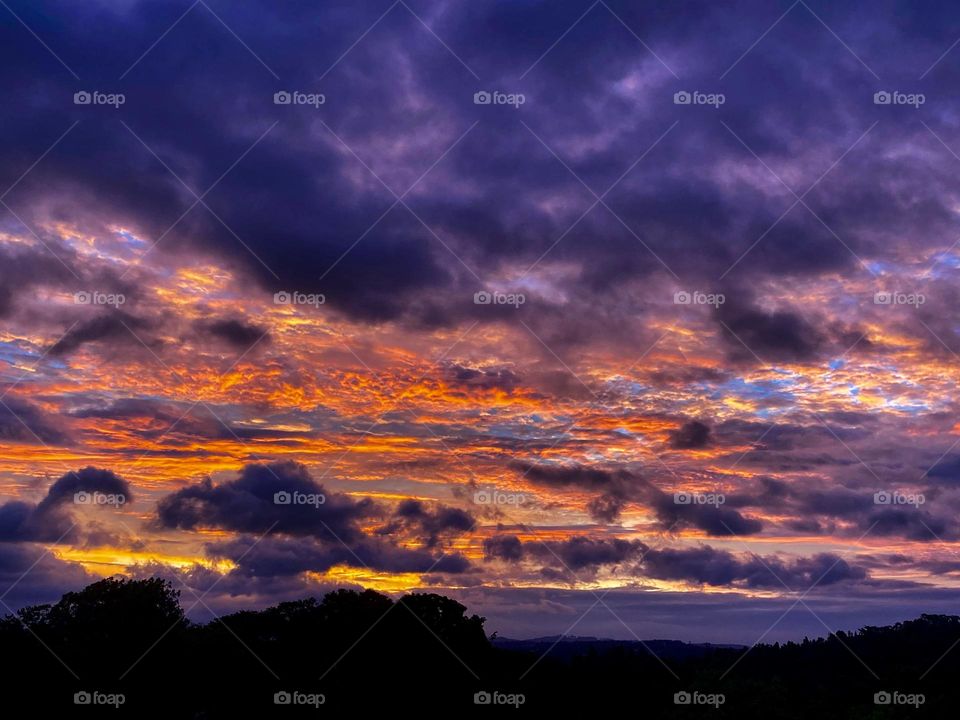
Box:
[1, 0, 960, 644]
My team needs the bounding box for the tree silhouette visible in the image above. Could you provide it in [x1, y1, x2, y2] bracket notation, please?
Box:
[1, 578, 959, 716]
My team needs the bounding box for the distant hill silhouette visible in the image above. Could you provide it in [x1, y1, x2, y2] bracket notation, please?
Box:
[1, 577, 958, 716]
[492, 635, 746, 662]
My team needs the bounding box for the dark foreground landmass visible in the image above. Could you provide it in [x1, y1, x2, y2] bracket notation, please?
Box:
[1, 577, 957, 717]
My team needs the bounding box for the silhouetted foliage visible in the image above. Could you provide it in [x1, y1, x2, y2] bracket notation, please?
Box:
[1, 578, 959, 716]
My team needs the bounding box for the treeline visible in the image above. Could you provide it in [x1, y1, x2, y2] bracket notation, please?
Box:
[1, 577, 958, 717]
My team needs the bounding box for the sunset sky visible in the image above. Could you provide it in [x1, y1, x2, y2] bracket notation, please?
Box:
[2, 0, 960, 643]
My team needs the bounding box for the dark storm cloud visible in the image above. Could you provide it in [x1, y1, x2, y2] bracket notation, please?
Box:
[669, 420, 711, 449]
[37, 466, 131, 510]
[0, 500, 73, 543]
[158, 465, 479, 578]
[207, 534, 471, 577]
[482, 534, 867, 589]
[0, 243, 83, 318]
[48, 311, 152, 357]
[70, 398, 318, 443]
[511, 460, 763, 533]
[716, 296, 826, 363]
[0, 396, 69, 444]
[1, 0, 957, 341]
[511, 461, 629, 491]
[444, 364, 523, 393]
[533, 537, 648, 571]
[155, 461, 478, 564]
[380, 499, 475, 547]
[925, 455, 960, 482]
[0, 467, 131, 543]
[156, 461, 376, 541]
[482, 534, 524, 562]
[866, 508, 953, 542]
[640, 546, 867, 589]
[509, 461, 634, 523]
[725, 479, 870, 519]
[483, 534, 646, 572]
[722, 476, 960, 541]
[194, 318, 269, 349]
[649, 492, 764, 536]
[0, 543, 95, 609]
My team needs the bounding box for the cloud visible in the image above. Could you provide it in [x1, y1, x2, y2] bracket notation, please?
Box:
[484, 534, 868, 590]
[207, 534, 471, 577]
[380, 499, 475, 548]
[0, 396, 69, 445]
[156, 461, 376, 542]
[512, 460, 762, 533]
[70, 398, 317, 443]
[37, 467, 131, 510]
[640, 546, 868, 590]
[510, 461, 635, 523]
[48, 311, 152, 357]
[0, 467, 131, 543]
[195, 317, 269, 349]
[482, 534, 524, 562]
[0, 543, 95, 609]
[483, 534, 646, 572]
[716, 297, 826, 363]
[669, 420, 711, 449]
[156, 462, 475, 578]
[649, 492, 764, 536]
